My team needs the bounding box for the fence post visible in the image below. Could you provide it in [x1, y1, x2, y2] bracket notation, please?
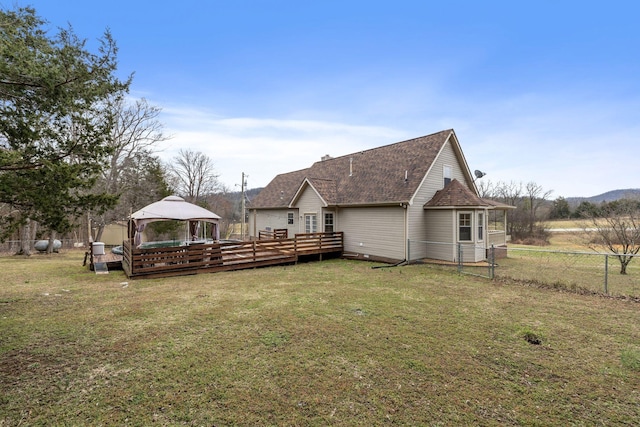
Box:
[489, 244, 495, 279]
[457, 243, 462, 273]
[604, 255, 609, 295]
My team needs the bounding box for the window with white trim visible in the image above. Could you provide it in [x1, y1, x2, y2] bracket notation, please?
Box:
[477, 212, 484, 241]
[324, 212, 334, 232]
[458, 212, 472, 241]
[287, 212, 294, 225]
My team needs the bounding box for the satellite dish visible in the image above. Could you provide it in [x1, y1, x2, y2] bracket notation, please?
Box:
[474, 170, 486, 179]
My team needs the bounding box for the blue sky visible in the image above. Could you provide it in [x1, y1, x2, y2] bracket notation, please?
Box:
[9, 1, 640, 197]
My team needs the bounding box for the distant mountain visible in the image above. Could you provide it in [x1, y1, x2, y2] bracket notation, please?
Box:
[566, 188, 640, 205]
[224, 187, 264, 203]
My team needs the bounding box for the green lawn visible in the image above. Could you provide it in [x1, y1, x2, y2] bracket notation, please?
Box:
[1, 251, 639, 425]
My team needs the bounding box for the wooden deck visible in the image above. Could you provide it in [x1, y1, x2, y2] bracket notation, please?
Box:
[122, 232, 343, 279]
[84, 251, 124, 273]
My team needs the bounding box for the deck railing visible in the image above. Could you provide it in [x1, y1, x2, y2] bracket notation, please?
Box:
[488, 230, 507, 247]
[123, 232, 343, 279]
[258, 228, 288, 239]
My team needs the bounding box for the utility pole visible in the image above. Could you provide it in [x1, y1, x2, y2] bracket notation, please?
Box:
[241, 172, 246, 240]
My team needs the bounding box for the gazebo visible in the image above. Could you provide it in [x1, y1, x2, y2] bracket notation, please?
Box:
[121, 195, 342, 280]
[130, 195, 221, 246]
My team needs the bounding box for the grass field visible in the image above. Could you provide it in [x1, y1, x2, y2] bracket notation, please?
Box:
[496, 229, 640, 298]
[545, 219, 593, 230]
[1, 251, 640, 425]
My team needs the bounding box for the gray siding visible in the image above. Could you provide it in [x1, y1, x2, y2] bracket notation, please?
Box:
[460, 243, 482, 263]
[406, 201, 429, 258]
[412, 139, 469, 207]
[421, 210, 455, 261]
[339, 206, 406, 260]
[420, 209, 487, 263]
[406, 139, 469, 261]
[251, 209, 297, 238]
[294, 186, 325, 233]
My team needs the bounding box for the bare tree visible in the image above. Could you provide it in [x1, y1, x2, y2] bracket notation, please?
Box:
[102, 97, 169, 193]
[524, 181, 553, 236]
[90, 97, 170, 242]
[583, 199, 640, 275]
[494, 180, 523, 206]
[476, 179, 496, 199]
[489, 180, 552, 242]
[493, 180, 523, 238]
[204, 188, 234, 239]
[167, 149, 220, 203]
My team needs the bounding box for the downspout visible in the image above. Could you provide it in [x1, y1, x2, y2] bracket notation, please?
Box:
[504, 209, 509, 243]
[452, 209, 457, 262]
[252, 210, 257, 239]
[372, 258, 407, 269]
[484, 208, 489, 249]
[404, 202, 409, 262]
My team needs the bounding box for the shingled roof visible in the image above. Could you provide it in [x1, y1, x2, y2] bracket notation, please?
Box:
[251, 129, 468, 208]
[423, 179, 516, 209]
[423, 179, 490, 208]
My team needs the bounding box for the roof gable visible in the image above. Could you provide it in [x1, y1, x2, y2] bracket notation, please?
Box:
[251, 168, 309, 209]
[290, 177, 336, 207]
[252, 129, 468, 208]
[424, 179, 490, 208]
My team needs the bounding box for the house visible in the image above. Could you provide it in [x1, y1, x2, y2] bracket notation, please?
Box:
[249, 129, 512, 263]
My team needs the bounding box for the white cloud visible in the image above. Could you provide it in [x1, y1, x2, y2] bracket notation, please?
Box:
[438, 93, 640, 198]
[156, 106, 407, 190]
[152, 89, 639, 198]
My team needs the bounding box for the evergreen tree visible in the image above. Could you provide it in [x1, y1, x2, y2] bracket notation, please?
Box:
[0, 7, 130, 240]
[549, 197, 571, 219]
[573, 201, 600, 219]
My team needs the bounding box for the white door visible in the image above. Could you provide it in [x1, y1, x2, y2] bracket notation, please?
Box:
[304, 214, 317, 233]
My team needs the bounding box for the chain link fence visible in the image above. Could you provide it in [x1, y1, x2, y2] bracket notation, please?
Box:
[408, 239, 640, 298]
[0, 239, 87, 255]
[408, 240, 495, 279]
[494, 247, 640, 298]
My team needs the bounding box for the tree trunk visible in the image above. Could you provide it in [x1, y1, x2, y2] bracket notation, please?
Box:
[18, 218, 32, 256]
[86, 212, 92, 247]
[46, 231, 57, 254]
[94, 224, 105, 243]
[619, 258, 629, 275]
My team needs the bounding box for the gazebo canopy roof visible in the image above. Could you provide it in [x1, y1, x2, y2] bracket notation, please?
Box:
[131, 196, 221, 225]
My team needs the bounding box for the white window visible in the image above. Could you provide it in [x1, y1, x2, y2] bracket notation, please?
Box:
[458, 212, 472, 241]
[324, 212, 334, 232]
[305, 214, 317, 233]
[443, 165, 452, 187]
[287, 212, 294, 225]
[477, 212, 484, 242]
